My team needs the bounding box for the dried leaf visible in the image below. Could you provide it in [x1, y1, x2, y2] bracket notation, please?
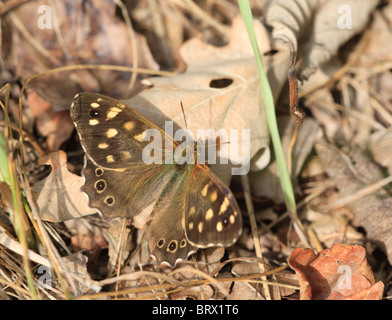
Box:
[27, 91, 74, 150]
[198, 247, 225, 273]
[265, 0, 378, 78]
[123, 17, 288, 181]
[170, 284, 214, 300]
[301, 0, 378, 78]
[288, 243, 384, 300]
[304, 88, 346, 141]
[362, 4, 392, 63]
[370, 128, 392, 174]
[3, 0, 158, 109]
[309, 214, 363, 248]
[104, 219, 131, 274]
[60, 252, 100, 296]
[64, 219, 107, 252]
[1, 224, 99, 295]
[250, 116, 321, 202]
[31, 150, 96, 221]
[0, 182, 14, 213]
[227, 281, 264, 300]
[315, 141, 392, 264]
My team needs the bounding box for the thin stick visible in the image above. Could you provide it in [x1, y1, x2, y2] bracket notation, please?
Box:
[115, 218, 128, 298]
[113, 0, 139, 96]
[180, 101, 188, 130]
[240, 174, 272, 300]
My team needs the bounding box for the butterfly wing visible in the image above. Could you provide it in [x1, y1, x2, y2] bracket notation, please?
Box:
[184, 164, 242, 248]
[71, 92, 175, 170]
[71, 92, 177, 218]
[146, 167, 198, 266]
[71, 92, 242, 265]
[147, 164, 242, 266]
[82, 156, 176, 218]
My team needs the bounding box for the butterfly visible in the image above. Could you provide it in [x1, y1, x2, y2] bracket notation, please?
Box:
[70, 92, 242, 266]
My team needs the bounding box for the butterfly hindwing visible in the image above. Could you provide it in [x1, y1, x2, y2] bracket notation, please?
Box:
[184, 165, 242, 248]
[82, 156, 176, 218]
[147, 167, 197, 266]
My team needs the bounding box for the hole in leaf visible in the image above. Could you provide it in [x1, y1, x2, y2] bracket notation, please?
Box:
[209, 78, 233, 88]
[264, 49, 278, 56]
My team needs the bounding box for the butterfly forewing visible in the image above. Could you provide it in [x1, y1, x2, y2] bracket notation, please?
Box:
[71, 92, 174, 170]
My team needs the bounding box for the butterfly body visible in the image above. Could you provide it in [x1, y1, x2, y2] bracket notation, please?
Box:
[71, 92, 242, 266]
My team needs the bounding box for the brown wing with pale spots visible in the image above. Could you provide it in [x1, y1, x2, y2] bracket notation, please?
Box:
[146, 167, 198, 266]
[71, 92, 241, 266]
[82, 156, 176, 218]
[71, 92, 178, 219]
[184, 164, 242, 248]
[70, 92, 175, 170]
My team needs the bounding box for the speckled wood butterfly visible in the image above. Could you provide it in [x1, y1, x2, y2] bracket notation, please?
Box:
[70, 92, 242, 266]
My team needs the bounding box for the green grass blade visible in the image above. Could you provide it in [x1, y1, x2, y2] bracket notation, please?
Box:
[237, 1, 297, 213]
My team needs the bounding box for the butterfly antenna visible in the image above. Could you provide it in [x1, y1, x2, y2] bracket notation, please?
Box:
[180, 100, 188, 130]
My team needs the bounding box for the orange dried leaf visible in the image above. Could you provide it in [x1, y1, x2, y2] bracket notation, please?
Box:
[288, 243, 384, 300]
[27, 91, 74, 151]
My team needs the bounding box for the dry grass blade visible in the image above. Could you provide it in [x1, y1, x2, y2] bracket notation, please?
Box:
[324, 174, 392, 211]
[241, 174, 272, 299]
[173, 0, 231, 40]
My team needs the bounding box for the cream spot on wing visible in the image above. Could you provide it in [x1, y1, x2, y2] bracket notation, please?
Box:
[106, 107, 122, 120]
[219, 197, 230, 215]
[188, 222, 194, 230]
[89, 119, 99, 126]
[106, 155, 115, 163]
[210, 189, 218, 202]
[205, 209, 214, 221]
[106, 128, 118, 138]
[121, 151, 131, 159]
[230, 214, 235, 224]
[123, 121, 135, 131]
[201, 184, 209, 197]
[134, 131, 146, 142]
[198, 222, 203, 233]
[189, 206, 196, 216]
[90, 102, 100, 108]
[98, 142, 109, 149]
[216, 221, 223, 232]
